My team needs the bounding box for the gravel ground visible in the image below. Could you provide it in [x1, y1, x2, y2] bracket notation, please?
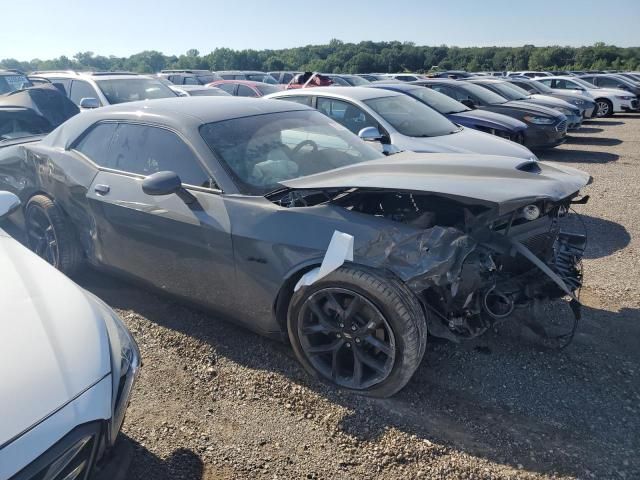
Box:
[72, 116, 640, 479]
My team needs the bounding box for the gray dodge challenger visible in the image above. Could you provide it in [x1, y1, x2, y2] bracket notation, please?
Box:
[0, 97, 590, 397]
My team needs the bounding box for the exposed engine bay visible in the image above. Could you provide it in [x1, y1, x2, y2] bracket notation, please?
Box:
[270, 187, 587, 347]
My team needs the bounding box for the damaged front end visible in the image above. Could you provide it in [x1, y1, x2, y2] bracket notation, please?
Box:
[273, 154, 591, 347]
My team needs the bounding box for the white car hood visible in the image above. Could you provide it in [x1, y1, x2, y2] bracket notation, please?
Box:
[393, 127, 536, 160]
[592, 87, 635, 97]
[0, 231, 111, 448]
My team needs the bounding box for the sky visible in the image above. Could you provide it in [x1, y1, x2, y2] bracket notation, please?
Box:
[1, 0, 639, 60]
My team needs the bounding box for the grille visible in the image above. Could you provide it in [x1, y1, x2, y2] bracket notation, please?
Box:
[555, 120, 567, 133]
[498, 231, 556, 274]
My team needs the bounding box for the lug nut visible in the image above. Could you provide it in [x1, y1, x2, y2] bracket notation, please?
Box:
[346, 343, 351, 348]
[336, 333, 341, 338]
[351, 325, 357, 331]
[355, 338, 361, 344]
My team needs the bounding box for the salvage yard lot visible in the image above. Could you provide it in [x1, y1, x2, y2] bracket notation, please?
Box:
[78, 116, 640, 480]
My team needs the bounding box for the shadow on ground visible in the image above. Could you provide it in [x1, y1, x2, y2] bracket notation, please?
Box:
[122, 435, 205, 480]
[574, 127, 603, 134]
[565, 136, 622, 147]
[583, 120, 625, 126]
[561, 213, 631, 259]
[537, 148, 618, 163]
[77, 269, 640, 480]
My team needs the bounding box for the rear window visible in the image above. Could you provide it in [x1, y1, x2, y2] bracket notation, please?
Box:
[0, 74, 32, 94]
[95, 78, 177, 104]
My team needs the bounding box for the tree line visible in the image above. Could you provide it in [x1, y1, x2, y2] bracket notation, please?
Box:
[2, 40, 639, 74]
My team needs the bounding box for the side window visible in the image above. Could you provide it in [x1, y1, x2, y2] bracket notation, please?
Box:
[220, 74, 234, 80]
[432, 85, 467, 102]
[73, 123, 118, 166]
[184, 76, 199, 85]
[276, 96, 312, 106]
[537, 79, 553, 88]
[109, 124, 211, 187]
[282, 73, 294, 83]
[237, 84, 257, 97]
[50, 78, 71, 96]
[70, 80, 99, 105]
[316, 97, 377, 135]
[514, 82, 535, 93]
[218, 83, 236, 95]
[598, 77, 618, 88]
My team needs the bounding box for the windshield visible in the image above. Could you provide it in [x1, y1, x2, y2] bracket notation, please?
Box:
[344, 76, 370, 86]
[364, 94, 459, 137]
[327, 76, 351, 86]
[246, 74, 278, 84]
[196, 75, 217, 84]
[529, 79, 553, 93]
[200, 110, 382, 195]
[0, 74, 32, 94]
[459, 82, 508, 104]
[570, 78, 599, 89]
[405, 87, 469, 114]
[482, 82, 527, 100]
[97, 78, 177, 104]
[255, 84, 282, 96]
[0, 108, 51, 140]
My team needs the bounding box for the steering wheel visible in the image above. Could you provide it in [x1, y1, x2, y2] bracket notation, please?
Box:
[292, 139, 318, 157]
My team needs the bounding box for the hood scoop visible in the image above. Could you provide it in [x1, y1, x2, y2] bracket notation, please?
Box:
[515, 161, 542, 174]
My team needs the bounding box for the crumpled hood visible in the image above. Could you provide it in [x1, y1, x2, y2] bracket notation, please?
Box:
[451, 109, 527, 131]
[280, 152, 591, 214]
[395, 126, 535, 159]
[0, 232, 111, 448]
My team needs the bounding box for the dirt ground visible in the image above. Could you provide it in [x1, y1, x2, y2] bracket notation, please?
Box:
[72, 116, 640, 479]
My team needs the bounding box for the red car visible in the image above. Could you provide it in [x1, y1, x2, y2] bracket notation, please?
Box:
[206, 80, 283, 97]
[285, 72, 335, 89]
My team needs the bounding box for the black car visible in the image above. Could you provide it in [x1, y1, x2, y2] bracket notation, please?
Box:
[467, 78, 584, 130]
[414, 79, 568, 149]
[0, 97, 589, 397]
[505, 77, 598, 118]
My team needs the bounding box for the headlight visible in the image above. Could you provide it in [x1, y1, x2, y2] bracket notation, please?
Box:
[572, 99, 585, 106]
[529, 154, 539, 162]
[523, 115, 555, 125]
[522, 204, 541, 221]
[102, 303, 141, 445]
[616, 95, 634, 100]
[557, 107, 574, 115]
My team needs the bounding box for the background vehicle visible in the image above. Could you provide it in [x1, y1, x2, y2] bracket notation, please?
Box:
[215, 70, 279, 84]
[30, 71, 177, 108]
[269, 71, 302, 84]
[0, 97, 588, 398]
[158, 69, 221, 85]
[0, 192, 140, 480]
[467, 78, 584, 129]
[507, 71, 553, 78]
[505, 77, 597, 118]
[169, 85, 230, 96]
[578, 74, 640, 98]
[0, 70, 33, 94]
[369, 82, 528, 144]
[0, 85, 79, 141]
[325, 74, 371, 86]
[414, 79, 567, 149]
[535, 76, 638, 116]
[426, 70, 473, 79]
[380, 73, 424, 82]
[355, 74, 387, 81]
[207, 80, 282, 97]
[267, 86, 537, 159]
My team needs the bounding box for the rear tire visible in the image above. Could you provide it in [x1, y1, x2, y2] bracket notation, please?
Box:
[595, 98, 613, 117]
[24, 195, 84, 275]
[287, 266, 427, 397]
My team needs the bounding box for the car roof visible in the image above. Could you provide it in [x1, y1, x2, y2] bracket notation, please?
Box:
[34, 71, 153, 81]
[216, 70, 267, 75]
[411, 78, 459, 85]
[209, 79, 264, 87]
[43, 96, 312, 148]
[271, 86, 399, 101]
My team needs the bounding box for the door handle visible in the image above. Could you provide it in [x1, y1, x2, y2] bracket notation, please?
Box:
[94, 184, 110, 195]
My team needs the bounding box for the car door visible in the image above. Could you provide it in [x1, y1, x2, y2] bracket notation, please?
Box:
[316, 97, 380, 135]
[80, 121, 236, 312]
[69, 80, 101, 107]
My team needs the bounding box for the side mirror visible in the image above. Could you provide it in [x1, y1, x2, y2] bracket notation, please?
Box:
[142, 171, 197, 205]
[461, 99, 476, 109]
[0, 191, 20, 220]
[358, 126, 383, 142]
[142, 171, 182, 196]
[79, 97, 100, 109]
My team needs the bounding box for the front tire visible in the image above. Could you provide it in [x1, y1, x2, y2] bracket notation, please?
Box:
[25, 195, 84, 275]
[287, 266, 427, 397]
[595, 98, 613, 117]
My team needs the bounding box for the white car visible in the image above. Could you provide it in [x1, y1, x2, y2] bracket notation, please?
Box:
[534, 76, 638, 117]
[0, 192, 140, 480]
[266, 87, 538, 161]
[29, 70, 178, 109]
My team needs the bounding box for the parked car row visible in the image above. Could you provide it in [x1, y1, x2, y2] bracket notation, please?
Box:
[0, 64, 618, 478]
